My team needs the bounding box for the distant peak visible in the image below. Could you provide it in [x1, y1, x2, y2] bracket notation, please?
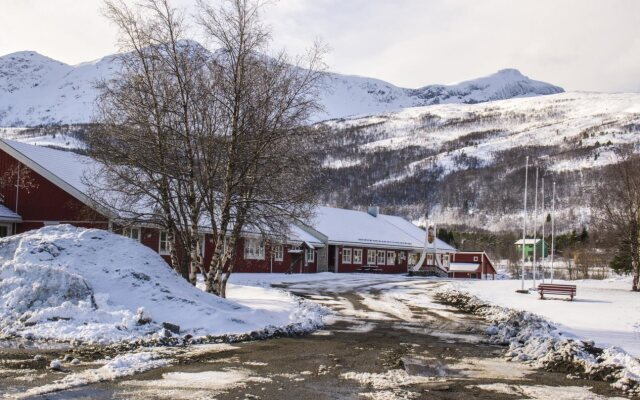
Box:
[0, 50, 68, 66]
[494, 68, 526, 78]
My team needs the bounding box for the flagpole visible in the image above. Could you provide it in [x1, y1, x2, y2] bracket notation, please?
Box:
[551, 181, 556, 283]
[541, 177, 545, 283]
[532, 166, 539, 289]
[521, 156, 529, 291]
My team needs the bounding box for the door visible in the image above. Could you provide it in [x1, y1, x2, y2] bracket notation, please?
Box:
[316, 246, 328, 272]
[328, 245, 336, 272]
[0, 224, 11, 238]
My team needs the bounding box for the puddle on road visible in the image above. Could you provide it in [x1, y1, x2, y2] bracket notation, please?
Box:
[120, 368, 272, 399]
[470, 383, 628, 400]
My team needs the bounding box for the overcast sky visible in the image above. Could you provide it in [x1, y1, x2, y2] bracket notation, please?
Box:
[1, 0, 639, 92]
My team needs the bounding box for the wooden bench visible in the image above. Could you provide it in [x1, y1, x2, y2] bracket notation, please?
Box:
[358, 265, 382, 273]
[538, 284, 577, 300]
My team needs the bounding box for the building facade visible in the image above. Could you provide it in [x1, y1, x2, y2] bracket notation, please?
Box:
[0, 139, 459, 274]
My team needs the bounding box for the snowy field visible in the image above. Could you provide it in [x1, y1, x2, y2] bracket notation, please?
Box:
[445, 277, 640, 358]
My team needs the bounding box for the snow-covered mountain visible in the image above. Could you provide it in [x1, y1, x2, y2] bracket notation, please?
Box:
[321, 68, 563, 120]
[319, 91, 640, 231]
[0, 48, 563, 127]
[0, 51, 119, 127]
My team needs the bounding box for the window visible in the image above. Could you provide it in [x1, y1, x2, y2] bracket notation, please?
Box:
[377, 250, 385, 265]
[367, 249, 376, 265]
[305, 248, 314, 263]
[443, 254, 450, 268]
[342, 248, 352, 264]
[0, 225, 9, 238]
[244, 238, 265, 260]
[123, 227, 141, 242]
[273, 244, 284, 261]
[387, 251, 396, 265]
[427, 254, 433, 265]
[159, 231, 171, 255]
[473, 256, 479, 262]
[353, 249, 363, 264]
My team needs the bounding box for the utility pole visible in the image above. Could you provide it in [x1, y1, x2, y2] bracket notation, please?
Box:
[532, 166, 539, 289]
[551, 181, 556, 283]
[521, 156, 529, 291]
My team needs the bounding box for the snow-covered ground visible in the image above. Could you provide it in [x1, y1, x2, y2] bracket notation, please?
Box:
[0, 127, 84, 149]
[0, 225, 325, 345]
[445, 277, 640, 358]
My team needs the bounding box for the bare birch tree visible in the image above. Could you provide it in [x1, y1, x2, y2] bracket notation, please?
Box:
[196, 0, 326, 297]
[87, 0, 212, 282]
[591, 151, 640, 291]
[88, 0, 325, 296]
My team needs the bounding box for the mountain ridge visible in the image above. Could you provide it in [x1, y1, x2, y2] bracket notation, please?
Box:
[0, 47, 563, 126]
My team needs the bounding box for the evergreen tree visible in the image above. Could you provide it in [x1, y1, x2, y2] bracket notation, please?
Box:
[610, 240, 633, 274]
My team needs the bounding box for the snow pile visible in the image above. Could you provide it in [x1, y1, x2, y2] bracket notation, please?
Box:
[0, 225, 326, 344]
[435, 288, 640, 395]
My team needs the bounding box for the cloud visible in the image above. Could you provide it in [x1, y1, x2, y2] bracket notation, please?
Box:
[1, 0, 638, 92]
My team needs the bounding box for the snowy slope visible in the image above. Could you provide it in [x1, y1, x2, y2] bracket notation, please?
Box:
[325, 92, 640, 174]
[320, 91, 640, 230]
[0, 47, 562, 126]
[0, 51, 118, 126]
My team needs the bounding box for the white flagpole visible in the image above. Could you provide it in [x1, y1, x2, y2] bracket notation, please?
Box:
[541, 177, 545, 283]
[551, 181, 556, 283]
[521, 156, 529, 291]
[532, 166, 539, 289]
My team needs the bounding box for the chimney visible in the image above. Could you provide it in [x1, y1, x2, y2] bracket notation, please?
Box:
[367, 206, 379, 217]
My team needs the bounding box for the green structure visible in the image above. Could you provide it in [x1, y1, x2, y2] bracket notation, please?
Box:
[515, 239, 549, 261]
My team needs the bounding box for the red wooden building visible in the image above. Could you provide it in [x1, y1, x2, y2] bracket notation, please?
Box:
[0, 139, 460, 274]
[448, 251, 497, 279]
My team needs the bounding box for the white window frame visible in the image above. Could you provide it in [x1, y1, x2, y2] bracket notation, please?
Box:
[386, 251, 396, 265]
[273, 244, 284, 261]
[443, 254, 450, 267]
[305, 248, 314, 263]
[353, 249, 363, 264]
[123, 227, 141, 242]
[159, 231, 171, 255]
[473, 256, 479, 262]
[377, 250, 386, 265]
[244, 238, 265, 260]
[427, 254, 433, 265]
[367, 249, 376, 265]
[342, 248, 352, 264]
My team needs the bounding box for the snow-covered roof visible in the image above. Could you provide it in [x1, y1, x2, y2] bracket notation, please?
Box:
[514, 238, 543, 245]
[0, 204, 21, 222]
[286, 224, 324, 246]
[0, 139, 105, 215]
[449, 262, 480, 272]
[0, 140, 325, 244]
[308, 206, 457, 251]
